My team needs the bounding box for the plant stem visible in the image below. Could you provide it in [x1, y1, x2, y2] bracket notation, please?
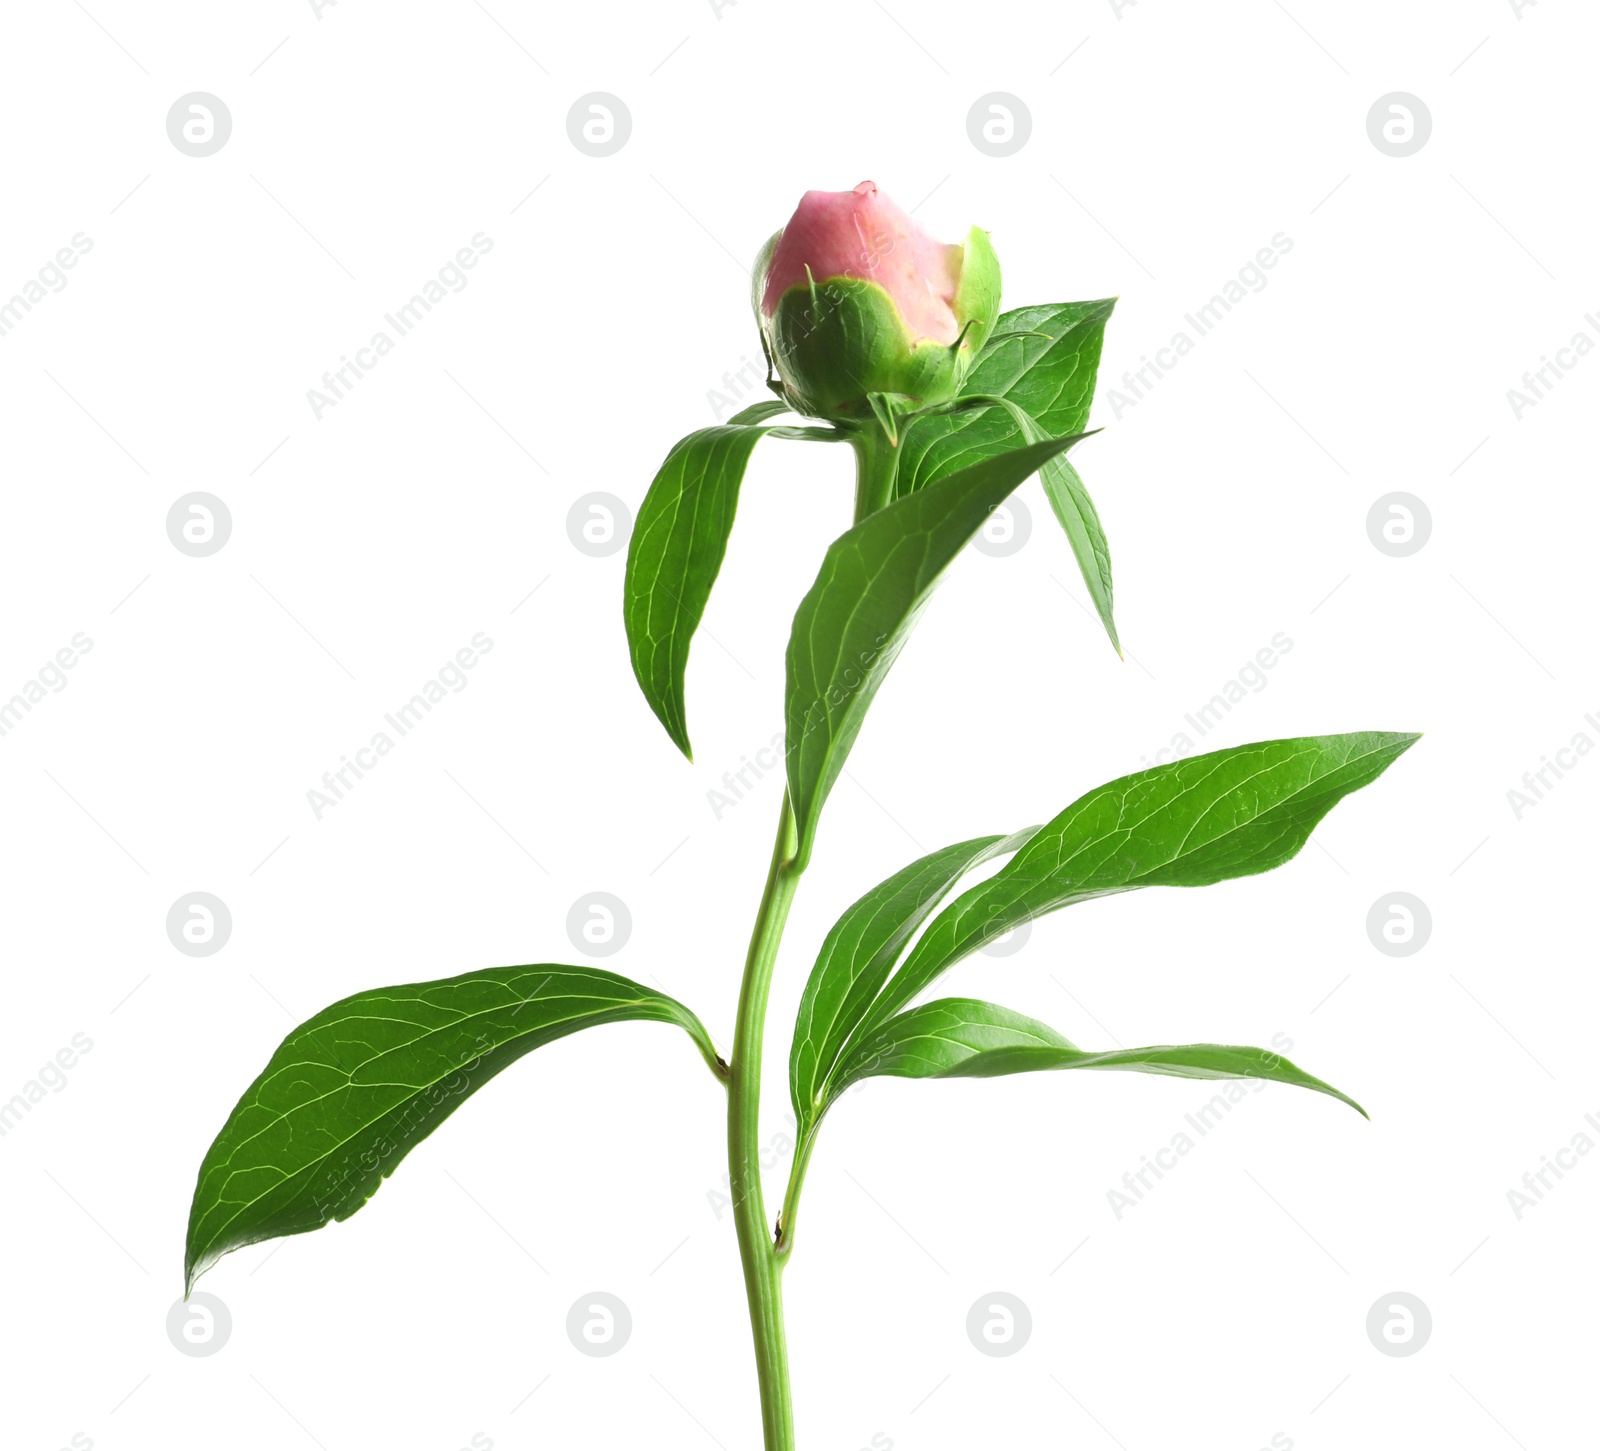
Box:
[728, 794, 801, 1451]
[774, 1126, 816, 1259]
[729, 434, 900, 1450]
[850, 418, 903, 519]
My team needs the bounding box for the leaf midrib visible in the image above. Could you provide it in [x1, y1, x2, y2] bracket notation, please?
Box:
[883, 737, 1407, 1026]
[193, 985, 692, 1255]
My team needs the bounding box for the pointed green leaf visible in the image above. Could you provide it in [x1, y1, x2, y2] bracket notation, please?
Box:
[897, 299, 1115, 496]
[893, 296, 1121, 652]
[184, 964, 720, 1293]
[789, 829, 1037, 1140]
[944, 395, 1119, 654]
[785, 430, 1093, 868]
[624, 424, 770, 760]
[1037, 450, 1118, 655]
[857, 732, 1421, 1036]
[625, 416, 847, 758]
[832, 997, 1365, 1116]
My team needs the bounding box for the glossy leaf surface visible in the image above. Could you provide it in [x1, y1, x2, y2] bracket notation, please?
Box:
[785, 431, 1091, 867]
[897, 299, 1114, 495]
[624, 413, 845, 758]
[1035, 449, 1118, 655]
[185, 965, 719, 1292]
[789, 829, 1037, 1139]
[858, 732, 1421, 1035]
[957, 396, 1120, 654]
[832, 997, 1364, 1115]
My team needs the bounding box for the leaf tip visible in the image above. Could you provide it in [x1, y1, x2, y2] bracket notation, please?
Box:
[1380, 730, 1424, 762]
[659, 712, 694, 762]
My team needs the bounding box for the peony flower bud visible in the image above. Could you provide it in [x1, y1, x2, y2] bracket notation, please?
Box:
[754, 180, 1001, 422]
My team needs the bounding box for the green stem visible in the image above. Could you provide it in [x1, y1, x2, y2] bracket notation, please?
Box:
[728, 795, 801, 1451]
[850, 419, 903, 519]
[774, 1125, 817, 1259]
[771, 427, 901, 1267]
[729, 437, 900, 1450]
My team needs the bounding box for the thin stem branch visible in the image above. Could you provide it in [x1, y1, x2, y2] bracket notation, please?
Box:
[772, 425, 897, 1266]
[774, 1125, 818, 1259]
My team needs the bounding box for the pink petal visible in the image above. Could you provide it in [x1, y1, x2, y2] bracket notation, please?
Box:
[761, 181, 961, 345]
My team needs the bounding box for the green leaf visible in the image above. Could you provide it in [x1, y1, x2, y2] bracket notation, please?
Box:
[892, 299, 1121, 653]
[897, 299, 1115, 496]
[624, 417, 847, 758]
[857, 732, 1421, 1036]
[789, 829, 1037, 1140]
[727, 399, 789, 426]
[831, 997, 1365, 1116]
[946, 394, 1119, 654]
[184, 964, 720, 1293]
[785, 430, 1093, 868]
[1037, 451, 1118, 655]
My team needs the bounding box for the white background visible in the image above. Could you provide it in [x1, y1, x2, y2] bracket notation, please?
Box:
[1, 1, 1594, 1448]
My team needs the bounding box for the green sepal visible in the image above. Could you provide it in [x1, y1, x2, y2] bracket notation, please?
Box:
[767, 277, 967, 421]
[952, 226, 1002, 356]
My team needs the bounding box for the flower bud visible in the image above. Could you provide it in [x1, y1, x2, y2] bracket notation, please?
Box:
[754, 180, 1001, 422]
